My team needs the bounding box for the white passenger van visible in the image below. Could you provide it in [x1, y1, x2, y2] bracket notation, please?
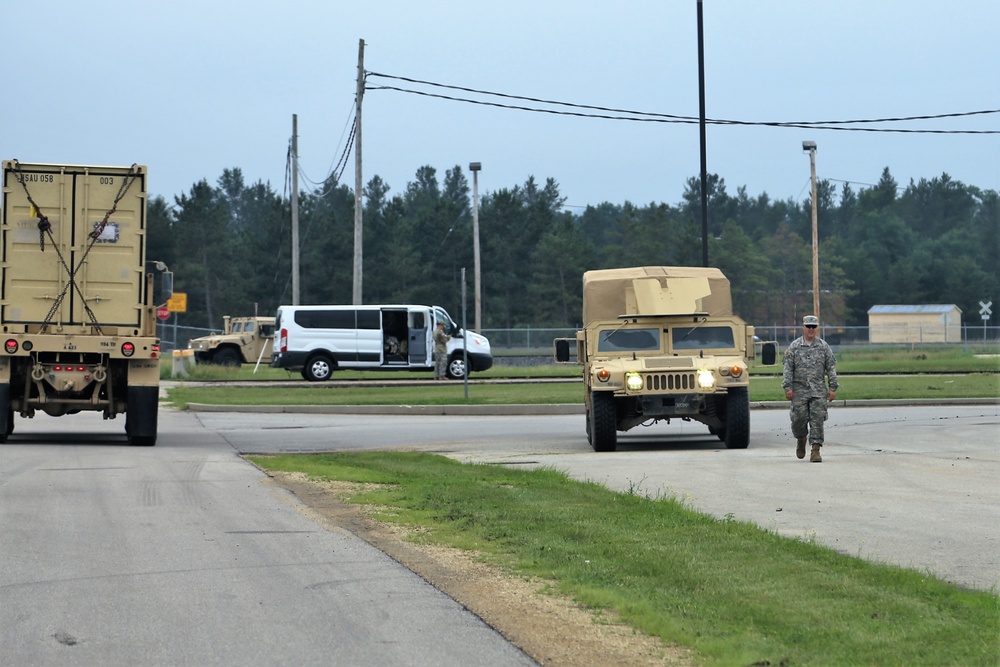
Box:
[270, 304, 493, 381]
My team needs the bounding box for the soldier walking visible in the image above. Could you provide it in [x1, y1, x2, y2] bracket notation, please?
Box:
[782, 315, 839, 462]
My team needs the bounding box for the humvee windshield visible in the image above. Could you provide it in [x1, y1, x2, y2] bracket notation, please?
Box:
[597, 327, 660, 352]
[671, 325, 735, 350]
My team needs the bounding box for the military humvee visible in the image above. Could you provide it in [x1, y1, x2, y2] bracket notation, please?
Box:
[188, 315, 275, 366]
[554, 266, 777, 452]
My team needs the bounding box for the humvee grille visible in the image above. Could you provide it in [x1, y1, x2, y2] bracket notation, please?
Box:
[646, 372, 696, 391]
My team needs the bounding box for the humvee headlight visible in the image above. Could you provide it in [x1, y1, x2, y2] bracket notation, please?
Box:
[697, 369, 716, 389]
[625, 372, 643, 391]
[596, 368, 611, 382]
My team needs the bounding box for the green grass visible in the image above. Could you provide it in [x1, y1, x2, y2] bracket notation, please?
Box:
[248, 452, 1000, 666]
[164, 373, 999, 409]
[752, 345, 1000, 375]
[163, 344, 1000, 382]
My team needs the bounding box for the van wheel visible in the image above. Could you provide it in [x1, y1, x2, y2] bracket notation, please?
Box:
[304, 355, 334, 382]
[446, 356, 467, 380]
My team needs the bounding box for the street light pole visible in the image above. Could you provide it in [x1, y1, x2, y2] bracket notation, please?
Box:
[803, 141, 820, 319]
[469, 162, 482, 333]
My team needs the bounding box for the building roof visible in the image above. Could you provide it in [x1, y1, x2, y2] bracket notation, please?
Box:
[867, 304, 962, 314]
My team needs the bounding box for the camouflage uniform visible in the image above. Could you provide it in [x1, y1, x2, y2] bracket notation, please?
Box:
[433, 324, 450, 379]
[782, 335, 839, 446]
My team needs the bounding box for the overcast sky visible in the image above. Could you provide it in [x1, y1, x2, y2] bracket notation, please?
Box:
[4, 1, 997, 211]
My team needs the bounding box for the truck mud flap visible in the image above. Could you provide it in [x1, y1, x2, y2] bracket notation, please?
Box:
[0, 383, 9, 443]
[127, 385, 159, 446]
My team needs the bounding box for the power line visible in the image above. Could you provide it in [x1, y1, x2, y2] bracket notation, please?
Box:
[365, 72, 1000, 134]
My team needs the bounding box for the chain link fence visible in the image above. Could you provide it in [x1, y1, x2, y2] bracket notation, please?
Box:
[157, 320, 999, 356]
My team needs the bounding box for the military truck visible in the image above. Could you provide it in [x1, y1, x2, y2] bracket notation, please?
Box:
[188, 315, 275, 366]
[554, 266, 777, 452]
[0, 160, 163, 445]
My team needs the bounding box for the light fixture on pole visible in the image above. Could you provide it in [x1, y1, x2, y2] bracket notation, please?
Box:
[469, 162, 482, 333]
[802, 141, 820, 320]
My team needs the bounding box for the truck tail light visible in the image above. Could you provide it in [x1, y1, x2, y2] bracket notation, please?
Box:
[122, 342, 136, 357]
[151, 344, 160, 359]
[279, 328, 288, 353]
[4, 339, 17, 354]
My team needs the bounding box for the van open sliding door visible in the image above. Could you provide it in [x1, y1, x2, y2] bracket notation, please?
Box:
[408, 307, 430, 365]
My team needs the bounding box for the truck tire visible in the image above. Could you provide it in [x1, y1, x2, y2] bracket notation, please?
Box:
[212, 347, 241, 366]
[723, 386, 750, 449]
[126, 385, 159, 446]
[589, 391, 617, 452]
[304, 354, 334, 382]
[446, 355, 467, 380]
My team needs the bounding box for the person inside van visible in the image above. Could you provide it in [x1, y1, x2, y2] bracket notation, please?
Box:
[434, 321, 451, 380]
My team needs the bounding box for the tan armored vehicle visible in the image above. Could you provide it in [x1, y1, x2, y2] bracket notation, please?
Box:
[0, 161, 163, 445]
[188, 315, 275, 366]
[555, 266, 777, 451]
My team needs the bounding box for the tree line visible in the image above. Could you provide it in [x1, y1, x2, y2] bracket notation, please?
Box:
[147, 165, 998, 330]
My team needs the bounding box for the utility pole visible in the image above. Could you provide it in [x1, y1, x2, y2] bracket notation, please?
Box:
[353, 39, 365, 305]
[697, 0, 709, 267]
[469, 162, 482, 333]
[291, 114, 300, 305]
[803, 141, 820, 319]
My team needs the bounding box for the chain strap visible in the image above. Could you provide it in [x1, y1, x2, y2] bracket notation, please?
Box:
[10, 161, 141, 333]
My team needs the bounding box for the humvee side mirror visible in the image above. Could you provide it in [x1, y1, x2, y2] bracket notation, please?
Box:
[554, 339, 571, 362]
[761, 342, 777, 366]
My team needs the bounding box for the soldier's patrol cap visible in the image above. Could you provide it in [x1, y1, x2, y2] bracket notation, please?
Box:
[803, 315, 819, 326]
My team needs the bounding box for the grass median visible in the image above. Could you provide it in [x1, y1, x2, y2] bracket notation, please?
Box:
[164, 373, 999, 409]
[248, 451, 999, 666]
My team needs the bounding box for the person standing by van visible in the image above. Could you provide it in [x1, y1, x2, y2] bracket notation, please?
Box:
[434, 321, 451, 380]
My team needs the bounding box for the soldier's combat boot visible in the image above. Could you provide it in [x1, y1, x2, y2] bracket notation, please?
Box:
[796, 437, 807, 459]
[810, 444, 822, 463]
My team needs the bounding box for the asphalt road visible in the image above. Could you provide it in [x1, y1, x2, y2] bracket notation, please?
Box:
[0, 410, 537, 667]
[2, 403, 997, 665]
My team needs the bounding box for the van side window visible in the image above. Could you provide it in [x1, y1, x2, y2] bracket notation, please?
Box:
[295, 310, 355, 329]
[357, 310, 380, 329]
[412, 312, 425, 328]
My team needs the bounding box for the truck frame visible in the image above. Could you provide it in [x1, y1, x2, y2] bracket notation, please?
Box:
[555, 266, 776, 452]
[0, 161, 161, 445]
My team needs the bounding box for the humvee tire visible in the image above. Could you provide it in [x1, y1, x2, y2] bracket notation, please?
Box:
[589, 391, 617, 452]
[212, 347, 241, 366]
[723, 386, 750, 449]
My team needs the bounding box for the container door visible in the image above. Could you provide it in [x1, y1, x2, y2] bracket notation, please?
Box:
[1, 162, 147, 331]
